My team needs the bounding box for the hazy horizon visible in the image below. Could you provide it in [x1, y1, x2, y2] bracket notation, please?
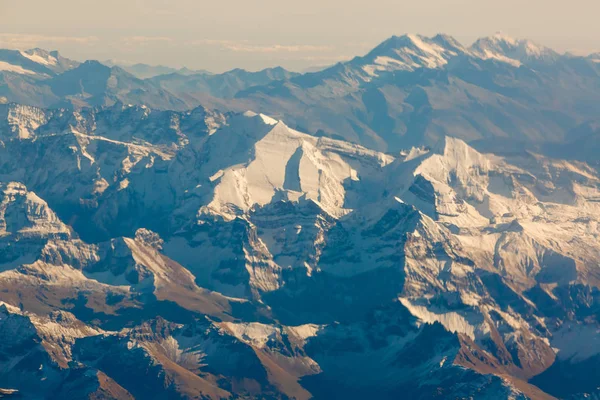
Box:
[1, 0, 599, 73]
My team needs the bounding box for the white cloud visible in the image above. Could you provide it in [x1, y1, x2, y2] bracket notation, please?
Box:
[223, 43, 333, 53]
[0, 33, 367, 71]
[292, 54, 353, 62]
[0, 33, 99, 50]
[122, 36, 174, 47]
[187, 39, 333, 54]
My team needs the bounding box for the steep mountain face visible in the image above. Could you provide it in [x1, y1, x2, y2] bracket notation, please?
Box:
[0, 102, 598, 398]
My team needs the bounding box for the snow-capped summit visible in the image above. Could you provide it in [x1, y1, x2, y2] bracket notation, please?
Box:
[19, 49, 58, 68]
[0, 48, 79, 77]
[346, 32, 563, 79]
[356, 33, 466, 77]
[431, 33, 468, 54]
[200, 117, 393, 220]
[20, 48, 80, 74]
[470, 32, 561, 66]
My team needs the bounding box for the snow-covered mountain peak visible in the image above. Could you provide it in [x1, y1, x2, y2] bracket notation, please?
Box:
[431, 33, 468, 53]
[242, 110, 279, 125]
[20, 49, 59, 67]
[409, 137, 497, 202]
[470, 33, 560, 66]
[434, 136, 492, 163]
[490, 32, 519, 46]
[373, 33, 446, 52]
[0, 48, 79, 77]
[358, 33, 465, 77]
[199, 119, 393, 220]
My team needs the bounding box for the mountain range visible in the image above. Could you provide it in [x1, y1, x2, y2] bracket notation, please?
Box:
[101, 60, 212, 79]
[0, 33, 599, 399]
[1, 33, 600, 154]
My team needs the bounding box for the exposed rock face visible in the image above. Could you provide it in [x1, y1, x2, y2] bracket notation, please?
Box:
[0, 102, 598, 399]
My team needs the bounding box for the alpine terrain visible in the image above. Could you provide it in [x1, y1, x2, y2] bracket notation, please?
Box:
[0, 33, 598, 399]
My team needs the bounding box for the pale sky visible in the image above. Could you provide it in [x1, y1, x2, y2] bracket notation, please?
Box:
[1, 0, 599, 72]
